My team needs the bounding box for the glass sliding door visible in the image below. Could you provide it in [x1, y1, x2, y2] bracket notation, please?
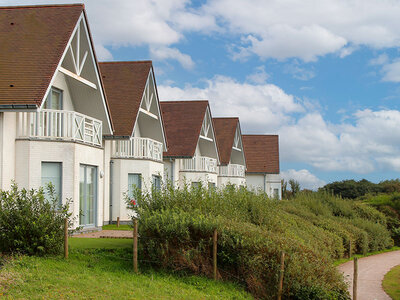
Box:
[80, 164, 97, 227]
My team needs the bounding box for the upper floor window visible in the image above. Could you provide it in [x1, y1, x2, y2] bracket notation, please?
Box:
[44, 87, 63, 110]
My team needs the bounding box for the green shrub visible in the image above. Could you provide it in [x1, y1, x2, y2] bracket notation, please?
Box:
[0, 184, 73, 255]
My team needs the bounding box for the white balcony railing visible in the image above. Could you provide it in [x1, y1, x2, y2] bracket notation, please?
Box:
[218, 164, 245, 177]
[180, 156, 218, 173]
[111, 137, 163, 162]
[17, 109, 102, 146]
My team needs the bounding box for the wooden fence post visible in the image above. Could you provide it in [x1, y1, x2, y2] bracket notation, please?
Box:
[117, 217, 120, 228]
[133, 219, 138, 273]
[353, 257, 358, 300]
[277, 251, 285, 300]
[213, 229, 218, 280]
[64, 217, 68, 259]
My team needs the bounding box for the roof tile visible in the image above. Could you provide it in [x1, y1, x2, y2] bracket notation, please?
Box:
[99, 61, 152, 136]
[213, 117, 239, 165]
[0, 4, 83, 106]
[242, 135, 280, 174]
[160, 101, 209, 157]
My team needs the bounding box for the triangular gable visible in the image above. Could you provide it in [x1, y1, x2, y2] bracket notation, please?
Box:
[195, 105, 220, 163]
[41, 10, 113, 134]
[132, 67, 167, 149]
[213, 117, 245, 166]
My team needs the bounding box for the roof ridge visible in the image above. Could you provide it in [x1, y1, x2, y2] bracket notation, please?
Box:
[243, 134, 279, 137]
[99, 60, 152, 65]
[161, 100, 209, 103]
[0, 4, 84, 10]
[213, 117, 239, 120]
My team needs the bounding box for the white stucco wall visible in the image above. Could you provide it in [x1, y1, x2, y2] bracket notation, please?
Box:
[245, 173, 282, 199]
[0, 112, 17, 190]
[110, 158, 164, 222]
[218, 176, 246, 187]
[15, 140, 106, 228]
[51, 72, 75, 111]
[179, 171, 218, 188]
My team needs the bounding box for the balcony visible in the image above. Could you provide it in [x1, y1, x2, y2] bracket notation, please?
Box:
[180, 156, 218, 173]
[219, 164, 245, 177]
[111, 137, 163, 162]
[17, 109, 102, 147]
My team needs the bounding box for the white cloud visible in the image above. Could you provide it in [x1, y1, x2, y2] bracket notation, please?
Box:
[150, 46, 195, 70]
[158, 75, 303, 132]
[281, 169, 326, 190]
[95, 44, 113, 61]
[245, 66, 269, 84]
[369, 53, 389, 66]
[382, 60, 400, 82]
[203, 0, 400, 61]
[284, 63, 315, 81]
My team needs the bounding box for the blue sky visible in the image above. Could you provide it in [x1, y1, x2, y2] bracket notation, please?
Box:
[4, 0, 400, 189]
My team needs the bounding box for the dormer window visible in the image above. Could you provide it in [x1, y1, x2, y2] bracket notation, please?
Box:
[44, 87, 63, 110]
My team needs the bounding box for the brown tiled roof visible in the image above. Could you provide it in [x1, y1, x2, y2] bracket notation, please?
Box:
[99, 61, 153, 136]
[160, 101, 209, 157]
[213, 118, 239, 165]
[0, 4, 84, 107]
[242, 135, 280, 174]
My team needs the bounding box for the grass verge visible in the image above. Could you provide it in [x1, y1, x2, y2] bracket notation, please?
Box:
[102, 224, 132, 231]
[0, 238, 252, 299]
[334, 246, 400, 266]
[382, 264, 400, 300]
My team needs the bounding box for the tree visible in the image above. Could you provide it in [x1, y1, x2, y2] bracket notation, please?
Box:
[289, 179, 300, 197]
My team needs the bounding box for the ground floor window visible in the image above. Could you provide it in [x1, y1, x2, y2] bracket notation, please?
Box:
[273, 188, 280, 199]
[80, 164, 97, 226]
[191, 182, 200, 189]
[152, 175, 161, 191]
[41, 162, 62, 205]
[208, 182, 216, 190]
[128, 173, 141, 198]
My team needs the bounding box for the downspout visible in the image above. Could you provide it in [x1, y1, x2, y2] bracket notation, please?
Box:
[170, 158, 175, 185]
[263, 173, 266, 194]
[109, 160, 114, 224]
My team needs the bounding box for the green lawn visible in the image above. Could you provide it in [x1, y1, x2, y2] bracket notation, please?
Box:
[0, 238, 252, 299]
[102, 224, 132, 231]
[383, 264, 400, 300]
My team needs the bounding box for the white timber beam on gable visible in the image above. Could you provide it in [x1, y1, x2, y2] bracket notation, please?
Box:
[200, 135, 213, 142]
[58, 67, 97, 89]
[139, 107, 158, 120]
[232, 125, 242, 151]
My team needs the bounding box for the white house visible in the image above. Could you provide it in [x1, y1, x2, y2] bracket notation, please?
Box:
[99, 61, 167, 223]
[0, 4, 114, 228]
[161, 101, 220, 188]
[242, 135, 282, 199]
[213, 118, 246, 187]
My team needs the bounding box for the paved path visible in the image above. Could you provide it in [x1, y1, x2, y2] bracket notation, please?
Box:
[74, 230, 133, 239]
[338, 250, 400, 300]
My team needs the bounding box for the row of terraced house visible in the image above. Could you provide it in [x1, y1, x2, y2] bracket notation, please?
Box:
[0, 4, 281, 229]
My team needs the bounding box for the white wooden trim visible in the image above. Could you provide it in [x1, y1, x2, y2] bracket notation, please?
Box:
[232, 146, 241, 152]
[59, 67, 97, 89]
[200, 135, 213, 142]
[139, 107, 158, 120]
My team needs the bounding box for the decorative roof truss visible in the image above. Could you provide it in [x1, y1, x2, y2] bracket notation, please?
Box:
[200, 109, 212, 142]
[139, 72, 158, 120]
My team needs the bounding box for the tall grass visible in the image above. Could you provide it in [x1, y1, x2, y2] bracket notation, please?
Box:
[128, 184, 393, 299]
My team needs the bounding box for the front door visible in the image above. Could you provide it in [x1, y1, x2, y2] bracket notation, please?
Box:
[80, 164, 97, 227]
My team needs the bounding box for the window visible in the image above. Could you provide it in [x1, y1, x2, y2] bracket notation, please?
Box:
[80, 165, 97, 226]
[208, 182, 216, 190]
[274, 188, 279, 199]
[152, 175, 161, 191]
[41, 162, 62, 204]
[44, 87, 63, 110]
[128, 174, 141, 198]
[191, 182, 200, 189]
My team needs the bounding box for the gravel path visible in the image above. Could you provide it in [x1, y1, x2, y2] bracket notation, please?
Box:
[74, 230, 133, 239]
[338, 250, 400, 300]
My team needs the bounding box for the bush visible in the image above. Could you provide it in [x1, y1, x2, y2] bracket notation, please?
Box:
[125, 184, 392, 299]
[0, 184, 73, 255]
